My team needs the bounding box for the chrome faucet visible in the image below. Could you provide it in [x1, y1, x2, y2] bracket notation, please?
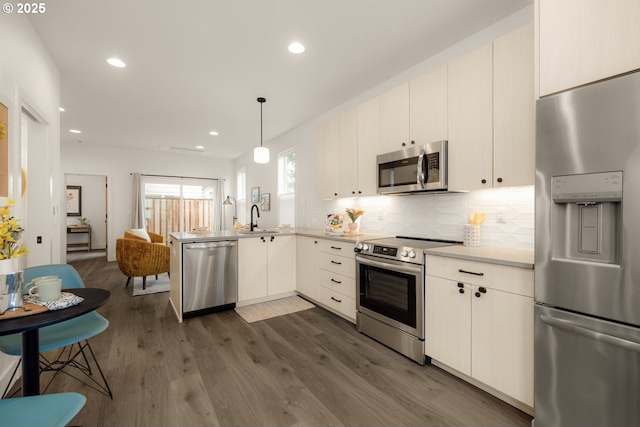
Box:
[250, 204, 260, 231]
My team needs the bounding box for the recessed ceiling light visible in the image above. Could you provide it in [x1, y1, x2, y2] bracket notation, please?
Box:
[209, 130, 219, 136]
[69, 129, 82, 134]
[288, 42, 305, 54]
[59, 107, 65, 112]
[195, 145, 204, 150]
[107, 57, 126, 68]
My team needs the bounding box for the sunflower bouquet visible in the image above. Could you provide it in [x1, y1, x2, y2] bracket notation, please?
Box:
[0, 199, 29, 260]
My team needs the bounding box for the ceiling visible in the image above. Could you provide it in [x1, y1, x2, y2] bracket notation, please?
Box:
[29, 0, 532, 160]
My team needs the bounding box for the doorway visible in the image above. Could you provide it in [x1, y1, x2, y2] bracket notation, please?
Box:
[65, 173, 108, 262]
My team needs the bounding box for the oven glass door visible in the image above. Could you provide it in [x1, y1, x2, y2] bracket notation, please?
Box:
[356, 255, 423, 338]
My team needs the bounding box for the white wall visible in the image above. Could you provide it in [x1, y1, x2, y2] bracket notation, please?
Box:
[235, 5, 535, 250]
[0, 13, 61, 264]
[0, 12, 61, 396]
[61, 142, 236, 261]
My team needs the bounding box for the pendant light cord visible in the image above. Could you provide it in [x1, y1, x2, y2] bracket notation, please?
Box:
[258, 97, 266, 148]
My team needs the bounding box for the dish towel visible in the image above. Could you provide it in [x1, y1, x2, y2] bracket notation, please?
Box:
[24, 292, 84, 311]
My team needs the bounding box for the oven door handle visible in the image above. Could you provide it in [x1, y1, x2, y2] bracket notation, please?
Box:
[356, 255, 422, 275]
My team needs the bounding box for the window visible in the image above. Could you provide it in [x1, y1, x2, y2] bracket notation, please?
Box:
[278, 149, 295, 195]
[142, 176, 219, 241]
[278, 149, 295, 226]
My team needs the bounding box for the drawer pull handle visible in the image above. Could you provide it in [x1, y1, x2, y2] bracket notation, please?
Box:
[331, 260, 342, 265]
[459, 269, 484, 276]
[331, 296, 342, 303]
[330, 246, 342, 250]
[331, 278, 342, 284]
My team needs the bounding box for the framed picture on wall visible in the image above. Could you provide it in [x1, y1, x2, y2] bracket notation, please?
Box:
[66, 185, 81, 216]
[251, 186, 260, 203]
[260, 193, 270, 211]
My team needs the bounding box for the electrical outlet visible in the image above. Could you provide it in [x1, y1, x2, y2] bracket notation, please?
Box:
[496, 208, 506, 224]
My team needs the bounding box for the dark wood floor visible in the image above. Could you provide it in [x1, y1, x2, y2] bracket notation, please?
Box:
[29, 253, 532, 426]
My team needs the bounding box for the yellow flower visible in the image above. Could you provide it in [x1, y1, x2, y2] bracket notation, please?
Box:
[0, 199, 28, 260]
[345, 208, 364, 222]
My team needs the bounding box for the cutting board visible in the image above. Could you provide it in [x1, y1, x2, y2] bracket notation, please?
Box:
[0, 303, 48, 320]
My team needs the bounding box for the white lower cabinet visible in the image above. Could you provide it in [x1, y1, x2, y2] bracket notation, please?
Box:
[296, 236, 320, 301]
[238, 235, 296, 304]
[425, 255, 534, 409]
[317, 239, 357, 322]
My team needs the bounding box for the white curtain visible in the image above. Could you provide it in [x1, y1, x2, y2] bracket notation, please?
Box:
[213, 180, 225, 231]
[131, 172, 145, 228]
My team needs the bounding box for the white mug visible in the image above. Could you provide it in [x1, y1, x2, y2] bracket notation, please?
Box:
[27, 278, 62, 302]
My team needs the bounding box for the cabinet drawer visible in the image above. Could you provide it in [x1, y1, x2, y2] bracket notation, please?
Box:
[319, 252, 356, 279]
[318, 285, 356, 320]
[319, 269, 356, 299]
[426, 255, 533, 297]
[318, 239, 356, 259]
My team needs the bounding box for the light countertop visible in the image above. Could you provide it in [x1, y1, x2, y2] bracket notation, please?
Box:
[169, 229, 533, 268]
[424, 245, 534, 269]
[169, 227, 389, 243]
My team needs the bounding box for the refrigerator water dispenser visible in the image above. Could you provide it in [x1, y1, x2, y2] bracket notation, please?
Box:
[551, 171, 622, 264]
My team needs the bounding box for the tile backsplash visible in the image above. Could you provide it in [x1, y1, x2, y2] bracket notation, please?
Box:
[298, 186, 534, 250]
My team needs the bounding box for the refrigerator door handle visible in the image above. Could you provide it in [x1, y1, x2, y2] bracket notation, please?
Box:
[540, 314, 640, 353]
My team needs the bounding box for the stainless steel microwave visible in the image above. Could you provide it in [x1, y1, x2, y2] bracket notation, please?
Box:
[376, 140, 448, 194]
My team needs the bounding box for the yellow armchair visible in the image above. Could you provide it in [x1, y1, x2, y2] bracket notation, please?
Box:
[124, 229, 165, 244]
[116, 234, 170, 290]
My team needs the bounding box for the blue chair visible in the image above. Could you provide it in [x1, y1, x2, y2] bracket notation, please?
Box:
[0, 264, 112, 398]
[0, 392, 86, 427]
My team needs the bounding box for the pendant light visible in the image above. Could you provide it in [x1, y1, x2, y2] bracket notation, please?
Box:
[253, 97, 269, 164]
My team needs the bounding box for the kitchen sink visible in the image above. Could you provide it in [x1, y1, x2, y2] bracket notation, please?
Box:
[236, 229, 280, 234]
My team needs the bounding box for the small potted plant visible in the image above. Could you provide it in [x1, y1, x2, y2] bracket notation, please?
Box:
[345, 208, 364, 234]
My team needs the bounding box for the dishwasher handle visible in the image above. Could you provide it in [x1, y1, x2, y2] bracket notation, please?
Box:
[184, 240, 237, 250]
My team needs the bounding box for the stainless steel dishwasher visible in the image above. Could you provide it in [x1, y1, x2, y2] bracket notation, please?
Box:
[182, 240, 238, 317]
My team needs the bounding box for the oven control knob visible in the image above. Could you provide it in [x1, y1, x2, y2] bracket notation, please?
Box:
[362, 244, 370, 251]
[401, 250, 409, 257]
[408, 251, 416, 258]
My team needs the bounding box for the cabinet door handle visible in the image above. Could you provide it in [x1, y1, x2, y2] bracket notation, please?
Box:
[331, 278, 342, 284]
[457, 282, 465, 294]
[331, 260, 342, 265]
[270, 236, 275, 242]
[331, 296, 342, 303]
[459, 269, 484, 276]
[330, 246, 342, 250]
[475, 287, 487, 298]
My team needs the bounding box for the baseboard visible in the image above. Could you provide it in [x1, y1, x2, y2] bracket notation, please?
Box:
[430, 359, 534, 416]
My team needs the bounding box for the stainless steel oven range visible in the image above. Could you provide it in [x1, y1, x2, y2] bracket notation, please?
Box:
[354, 236, 460, 365]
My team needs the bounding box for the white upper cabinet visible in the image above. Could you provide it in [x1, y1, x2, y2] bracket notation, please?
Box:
[338, 108, 359, 198]
[447, 43, 494, 191]
[316, 116, 340, 199]
[538, 0, 640, 97]
[493, 23, 534, 188]
[356, 97, 380, 197]
[409, 64, 448, 145]
[378, 66, 448, 155]
[448, 24, 534, 191]
[379, 83, 410, 153]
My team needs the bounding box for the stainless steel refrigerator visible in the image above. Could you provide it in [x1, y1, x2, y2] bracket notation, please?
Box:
[535, 72, 640, 427]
